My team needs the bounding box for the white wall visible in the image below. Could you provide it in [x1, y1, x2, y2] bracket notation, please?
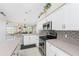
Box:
[0, 15, 16, 40]
[0, 19, 6, 40]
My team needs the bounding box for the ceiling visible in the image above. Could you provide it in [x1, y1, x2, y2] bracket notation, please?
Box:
[0, 3, 45, 26]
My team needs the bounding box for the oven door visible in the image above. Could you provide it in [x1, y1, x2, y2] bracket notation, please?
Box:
[39, 38, 46, 56]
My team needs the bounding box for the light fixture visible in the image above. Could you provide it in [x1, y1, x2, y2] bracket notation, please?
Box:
[0, 12, 6, 16]
[24, 24, 26, 28]
[23, 19, 26, 28]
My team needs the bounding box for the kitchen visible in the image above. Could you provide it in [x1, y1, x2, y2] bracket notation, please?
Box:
[0, 3, 79, 56]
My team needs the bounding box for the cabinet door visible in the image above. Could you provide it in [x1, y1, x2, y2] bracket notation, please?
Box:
[35, 36, 39, 47]
[46, 42, 56, 56]
[36, 21, 43, 31]
[29, 35, 36, 44]
[47, 4, 66, 30]
[24, 36, 30, 45]
[65, 4, 79, 30]
[24, 35, 38, 45]
[46, 42, 70, 56]
[55, 48, 70, 56]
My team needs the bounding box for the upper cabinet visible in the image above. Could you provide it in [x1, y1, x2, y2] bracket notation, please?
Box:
[64, 4, 79, 30]
[36, 3, 65, 31]
[52, 3, 79, 30]
[52, 4, 79, 30]
[47, 4, 66, 30]
[37, 3, 79, 31]
[39, 3, 65, 20]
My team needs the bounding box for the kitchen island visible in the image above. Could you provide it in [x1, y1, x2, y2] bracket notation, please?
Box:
[22, 34, 39, 47]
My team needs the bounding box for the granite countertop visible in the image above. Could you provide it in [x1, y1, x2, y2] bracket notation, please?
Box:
[0, 40, 20, 56]
[47, 39, 79, 56]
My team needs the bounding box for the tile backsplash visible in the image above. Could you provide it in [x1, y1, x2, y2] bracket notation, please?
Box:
[57, 31, 79, 46]
[57, 31, 79, 41]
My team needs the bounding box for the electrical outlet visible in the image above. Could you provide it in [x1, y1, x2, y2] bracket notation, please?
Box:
[65, 34, 68, 38]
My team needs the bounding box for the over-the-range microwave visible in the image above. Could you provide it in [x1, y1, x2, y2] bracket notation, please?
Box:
[43, 21, 52, 30]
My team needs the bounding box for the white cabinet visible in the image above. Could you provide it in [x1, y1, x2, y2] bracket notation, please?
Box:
[46, 42, 70, 56]
[64, 4, 79, 30]
[24, 35, 30, 45]
[29, 35, 37, 45]
[36, 4, 66, 31]
[38, 4, 79, 30]
[37, 4, 79, 31]
[24, 35, 39, 46]
[36, 16, 52, 32]
[46, 42, 56, 56]
[46, 4, 66, 30]
[51, 4, 79, 30]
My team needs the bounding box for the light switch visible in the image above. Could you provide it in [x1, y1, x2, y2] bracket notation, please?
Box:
[65, 34, 68, 38]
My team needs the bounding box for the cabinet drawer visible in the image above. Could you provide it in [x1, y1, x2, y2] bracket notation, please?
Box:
[46, 42, 57, 52]
[46, 42, 70, 56]
[46, 50, 56, 56]
[55, 48, 70, 56]
[46, 42, 56, 56]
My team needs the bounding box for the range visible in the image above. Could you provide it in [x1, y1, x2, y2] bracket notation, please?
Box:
[39, 30, 57, 56]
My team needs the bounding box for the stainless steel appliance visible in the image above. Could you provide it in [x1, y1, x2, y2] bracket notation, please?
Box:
[43, 21, 52, 30]
[39, 30, 57, 56]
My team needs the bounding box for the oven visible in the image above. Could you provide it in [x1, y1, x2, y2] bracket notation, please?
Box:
[39, 30, 57, 56]
[39, 36, 46, 55]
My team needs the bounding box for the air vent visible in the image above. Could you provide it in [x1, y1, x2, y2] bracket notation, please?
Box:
[0, 12, 6, 16]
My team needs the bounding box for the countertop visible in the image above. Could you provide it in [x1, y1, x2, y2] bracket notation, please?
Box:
[0, 40, 20, 56]
[47, 39, 79, 56]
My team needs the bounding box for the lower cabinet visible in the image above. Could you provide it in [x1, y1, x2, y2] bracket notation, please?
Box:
[24, 35, 39, 46]
[46, 42, 70, 56]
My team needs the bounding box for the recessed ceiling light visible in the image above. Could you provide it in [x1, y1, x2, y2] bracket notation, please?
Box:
[25, 12, 28, 14]
[25, 10, 31, 14]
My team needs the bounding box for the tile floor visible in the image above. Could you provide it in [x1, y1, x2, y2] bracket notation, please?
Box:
[19, 47, 42, 56]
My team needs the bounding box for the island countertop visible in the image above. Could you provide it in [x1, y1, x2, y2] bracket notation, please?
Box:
[47, 39, 79, 56]
[0, 40, 20, 56]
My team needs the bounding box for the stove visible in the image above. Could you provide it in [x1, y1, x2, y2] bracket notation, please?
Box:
[39, 30, 57, 56]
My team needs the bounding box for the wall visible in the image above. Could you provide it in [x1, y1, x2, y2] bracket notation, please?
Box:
[0, 14, 17, 40]
[0, 19, 6, 40]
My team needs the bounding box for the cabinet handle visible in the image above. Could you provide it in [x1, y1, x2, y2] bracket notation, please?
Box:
[62, 24, 66, 29]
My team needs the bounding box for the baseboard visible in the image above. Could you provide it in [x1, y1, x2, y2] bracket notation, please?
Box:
[21, 44, 36, 50]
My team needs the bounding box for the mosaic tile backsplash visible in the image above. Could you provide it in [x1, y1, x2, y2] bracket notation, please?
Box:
[57, 31, 79, 46]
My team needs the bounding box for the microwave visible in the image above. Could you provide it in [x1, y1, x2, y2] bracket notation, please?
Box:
[43, 21, 52, 30]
